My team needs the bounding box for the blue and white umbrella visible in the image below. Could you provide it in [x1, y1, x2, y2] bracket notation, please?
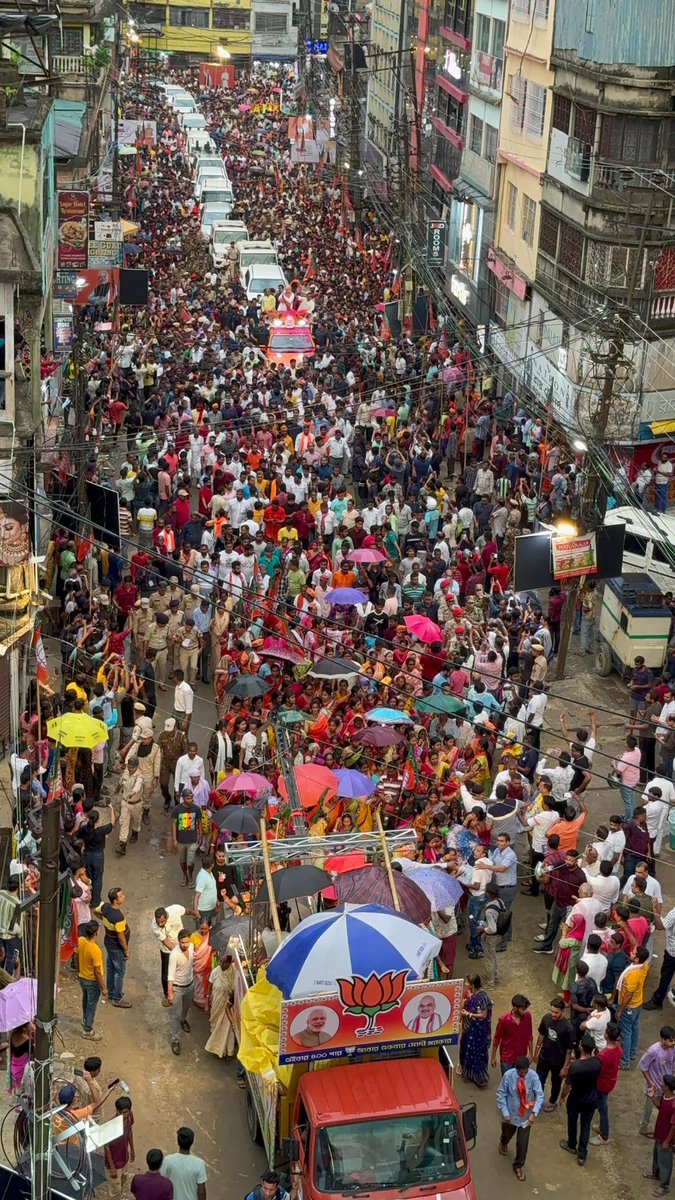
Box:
[266, 904, 441, 997]
[365, 707, 414, 725]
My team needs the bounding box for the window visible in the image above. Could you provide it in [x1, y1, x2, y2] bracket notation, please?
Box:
[484, 123, 497, 162]
[506, 181, 518, 230]
[511, 0, 531, 15]
[475, 13, 490, 51]
[494, 280, 509, 321]
[436, 88, 465, 139]
[539, 210, 559, 257]
[254, 11, 288, 31]
[510, 75, 527, 133]
[521, 194, 536, 246]
[213, 6, 249, 27]
[558, 222, 583, 276]
[128, 4, 163, 22]
[525, 83, 546, 138]
[586, 241, 644, 290]
[600, 116, 660, 164]
[434, 133, 462, 181]
[443, 0, 472, 39]
[624, 532, 648, 558]
[552, 93, 571, 134]
[469, 115, 483, 155]
[51, 26, 84, 54]
[168, 6, 209, 26]
[574, 105, 596, 145]
[534, 0, 549, 19]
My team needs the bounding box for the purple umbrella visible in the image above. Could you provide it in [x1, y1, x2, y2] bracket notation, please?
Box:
[334, 768, 376, 798]
[441, 365, 465, 384]
[353, 727, 404, 747]
[0, 978, 38, 1029]
[325, 588, 368, 606]
[405, 867, 464, 912]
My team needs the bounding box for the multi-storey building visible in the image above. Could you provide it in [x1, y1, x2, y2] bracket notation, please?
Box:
[127, 0, 253, 63]
[490, 0, 675, 442]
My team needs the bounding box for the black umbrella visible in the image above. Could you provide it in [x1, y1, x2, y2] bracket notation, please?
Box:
[209, 914, 250, 955]
[256, 865, 332, 903]
[309, 657, 361, 679]
[225, 675, 270, 699]
[211, 805, 261, 834]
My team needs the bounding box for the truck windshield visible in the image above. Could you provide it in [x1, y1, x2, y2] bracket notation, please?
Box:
[269, 331, 314, 350]
[315, 1113, 467, 1193]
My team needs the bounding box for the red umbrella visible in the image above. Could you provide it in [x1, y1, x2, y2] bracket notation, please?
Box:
[259, 646, 306, 664]
[278, 764, 338, 809]
[216, 772, 270, 794]
[324, 852, 367, 874]
[404, 614, 443, 644]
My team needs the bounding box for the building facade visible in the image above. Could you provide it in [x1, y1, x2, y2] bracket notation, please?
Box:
[127, 0, 253, 63]
[490, 0, 675, 437]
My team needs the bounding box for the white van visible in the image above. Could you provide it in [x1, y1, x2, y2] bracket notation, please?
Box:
[605, 505, 675, 593]
[241, 262, 287, 301]
[194, 165, 228, 198]
[210, 221, 249, 266]
[180, 113, 207, 131]
[201, 202, 236, 239]
[238, 239, 279, 271]
[187, 131, 214, 156]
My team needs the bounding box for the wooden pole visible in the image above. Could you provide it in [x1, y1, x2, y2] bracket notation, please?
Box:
[375, 810, 400, 912]
[259, 816, 283, 944]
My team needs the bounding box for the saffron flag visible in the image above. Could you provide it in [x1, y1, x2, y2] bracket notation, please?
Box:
[33, 626, 49, 686]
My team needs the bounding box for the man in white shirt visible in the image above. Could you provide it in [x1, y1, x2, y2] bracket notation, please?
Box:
[535, 753, 574, 804]
[622, 862, 663, 914]
[567, 884, 603, 949]
[580, 935, 609, 989]
[644, 785, 670, 857]
[167, 929, 194, 1055]
[174, 743, 205, 801]
[173, 670, 195, 732]
[588, 860, 620, 912]
[152, 904, 186, 1006]
[597, 816, 626, 875]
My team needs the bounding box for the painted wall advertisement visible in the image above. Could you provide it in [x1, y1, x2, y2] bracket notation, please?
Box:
[278, 973, 463, 1066]
[57, 191, 89, 270]
[551, 533, 598, 580]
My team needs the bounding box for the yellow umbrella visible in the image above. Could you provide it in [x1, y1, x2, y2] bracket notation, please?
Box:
[46, 713, 109, 749]
[121, 220, 139, 237]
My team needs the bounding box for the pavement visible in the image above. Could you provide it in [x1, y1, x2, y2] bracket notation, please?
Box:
[0, 649, 667, 1199]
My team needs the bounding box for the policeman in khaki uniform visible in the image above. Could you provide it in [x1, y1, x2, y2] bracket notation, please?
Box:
[167, 600, 185, 672]
[131, 597, 151, 661]
[178, 617, 201, 684]
[150, 580, 171, 616]
[117, 756, 144, 854]
[168, 576, 183, 607]
[183, 584, 203, 622]
[157, 717, 188, 810]
[145, 611, 170, 686]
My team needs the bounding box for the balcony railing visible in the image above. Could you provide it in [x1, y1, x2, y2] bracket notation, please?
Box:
[469, 50, 502, 93]
[53, 53, 88, 73]
[536, 252, 609, 317]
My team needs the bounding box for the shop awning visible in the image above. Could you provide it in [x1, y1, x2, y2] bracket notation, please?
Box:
[650, 420, 675, 436]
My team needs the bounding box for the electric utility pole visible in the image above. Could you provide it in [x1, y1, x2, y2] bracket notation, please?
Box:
[555, 320, 626, 680]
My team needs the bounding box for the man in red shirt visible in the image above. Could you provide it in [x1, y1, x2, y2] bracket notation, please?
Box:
[491, 995, 534, 1075]
[114, 576, 139, 625]
[590, 1021, 622, 1146]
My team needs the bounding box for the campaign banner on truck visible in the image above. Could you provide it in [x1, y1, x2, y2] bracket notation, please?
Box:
[278, 974, 463, 1065]
[551, 532, 598, 580]
[57, 191, 89, 269]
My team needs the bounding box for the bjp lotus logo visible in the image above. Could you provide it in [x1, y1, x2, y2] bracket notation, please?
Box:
[336, 970, 408, 1037]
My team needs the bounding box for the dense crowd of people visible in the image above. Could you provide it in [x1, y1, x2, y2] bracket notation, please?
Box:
[5, 61, 675, 1194]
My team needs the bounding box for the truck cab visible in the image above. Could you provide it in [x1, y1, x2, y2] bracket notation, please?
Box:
[288, 1060, 477, 1200]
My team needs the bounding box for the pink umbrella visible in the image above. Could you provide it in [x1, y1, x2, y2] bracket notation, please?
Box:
[372, 407, 396, 418]
[347, 548, 387, 564]
[441, 365, 465, 384]
[238, 103, 252, 112]
[216, 772, 270, 794]
[404, 614, 443, 644]
[259, 646, 306, 664]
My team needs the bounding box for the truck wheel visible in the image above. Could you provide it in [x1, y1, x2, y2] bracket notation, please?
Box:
[595, 641, 613, 677]
[245, 1083, 263, 1145]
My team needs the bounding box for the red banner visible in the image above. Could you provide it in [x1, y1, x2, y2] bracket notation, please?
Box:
[57, 190, 89, 270]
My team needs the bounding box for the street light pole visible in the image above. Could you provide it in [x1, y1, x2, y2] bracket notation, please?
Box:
[32, 796, 61, 1200]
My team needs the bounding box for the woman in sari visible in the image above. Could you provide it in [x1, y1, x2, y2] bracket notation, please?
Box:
[458, 975, 492, 1088]
[4, 1023, 33, 1093]
[190, 922, 213, 1011]
[205, 954, 237, 1060]
[551, 911, 585, 1002]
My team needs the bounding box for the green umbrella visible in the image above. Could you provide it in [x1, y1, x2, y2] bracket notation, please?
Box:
[277, 709, 307, 725]
[415, 693, 466, 718]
